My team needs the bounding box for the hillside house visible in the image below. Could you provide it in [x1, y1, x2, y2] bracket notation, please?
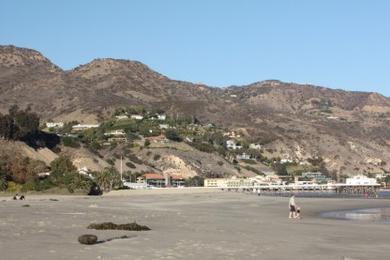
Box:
[108, 137, 128, 143]
[72, 124, 99, 131]
[226, 139, 242, 150]
[159, 124, 169, 129]
[236, 153, 251, 160]
[115, 115, 129, 120]
[46, 122, 64, 128]
[146, 135, 168, 143]
[104, 129, 126, 136]
[249, 143, 261, 150]
[223, 131, 241, 138]
[157, 114, 166, 120]
[130, 115, 144, 120]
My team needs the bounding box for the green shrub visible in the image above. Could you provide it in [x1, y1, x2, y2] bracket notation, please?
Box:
[192, 142, 215, 153]
[21, 180, 36, 192]
[62, 137, 80, 148]
[165, 129, 182, 142]
[106, 158, 115, 166]
[6, 181, 22, 193]
[126, 161, 136, 169]
[241, 159, 256, 164]
[153, 154, 161, 161]
[127, 154, 143, 164]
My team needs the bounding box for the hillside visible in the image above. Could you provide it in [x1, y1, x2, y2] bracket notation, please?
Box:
[1, 45, 390, 176]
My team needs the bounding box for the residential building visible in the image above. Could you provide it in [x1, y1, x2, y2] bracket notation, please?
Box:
[46, 122, 64, 128]
[157, 114, 166, 120]
[108, 137, 128, 143]
[226, 139, 242, 150]
[204, 177, 253, 188]
[140, 173, 185, 187]
[115, 115, 129, 120]
[142, 173, 165, 187]
[72, 124, 99, 131]
[302, 172, 330, 183]
[249, 143, 261, 150]
[104, 129, 126, 136]
[346, 175, 378, 185]
[159, 124, 169, 129]
[236, 153, 251, 160]
[130, 115, 144, 120]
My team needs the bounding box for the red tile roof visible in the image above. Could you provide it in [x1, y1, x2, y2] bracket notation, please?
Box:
[143, 173, 165, 180]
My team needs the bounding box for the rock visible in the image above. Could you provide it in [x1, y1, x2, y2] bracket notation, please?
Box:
[78, 234, 98, 245]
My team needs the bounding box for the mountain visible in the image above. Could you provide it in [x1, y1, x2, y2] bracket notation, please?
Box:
[1, 45, 390, 176]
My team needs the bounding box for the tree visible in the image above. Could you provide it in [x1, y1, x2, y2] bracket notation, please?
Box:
[273, 162, 288, 176]
[185, 176, 204, 187]
[49, 156, 77, 185]
[165, 129, 182, 142]
[93, 167, 121, 192]
[0, 105, 40, 140]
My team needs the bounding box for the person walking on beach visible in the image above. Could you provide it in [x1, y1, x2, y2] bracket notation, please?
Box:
[289, 195, 296, 219]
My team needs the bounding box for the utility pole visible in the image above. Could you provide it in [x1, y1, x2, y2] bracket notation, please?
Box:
[120, 155, 123, 182]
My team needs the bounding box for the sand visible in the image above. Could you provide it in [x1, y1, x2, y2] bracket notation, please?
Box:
[1, 189, 390, 260]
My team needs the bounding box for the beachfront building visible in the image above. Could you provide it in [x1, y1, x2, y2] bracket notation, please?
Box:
[204, 177, 253, 188]
[140, 173, 186, 188]
[302, 172, 330, 183]
[346, 175, 378, 185]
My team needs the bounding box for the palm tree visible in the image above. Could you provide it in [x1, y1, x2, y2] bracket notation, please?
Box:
[94, 167, 121, 192]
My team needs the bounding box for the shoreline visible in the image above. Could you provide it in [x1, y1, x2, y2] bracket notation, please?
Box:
[2, 191, 390, 259]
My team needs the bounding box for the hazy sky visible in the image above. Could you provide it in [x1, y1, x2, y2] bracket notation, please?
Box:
[1, 0, 389, 96]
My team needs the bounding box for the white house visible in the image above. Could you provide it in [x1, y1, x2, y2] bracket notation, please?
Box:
[157, 114, 166, 120]
[130, 115, 144, 120]
[115, 115, 129, 120]
[104, 129, 126, 136]
[46, 122, 64, 128]
[236, 153, 251, 160]
[249, 143, 261, 150]
[280, 158, 293, 164]
[226, 139, 242, 150]
[159, 124, 169, 129]
[72, 124, 99, 131]
[346, 175, 378, 185]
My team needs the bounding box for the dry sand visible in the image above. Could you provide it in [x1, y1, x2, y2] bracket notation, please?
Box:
[1, 189, 390, 260]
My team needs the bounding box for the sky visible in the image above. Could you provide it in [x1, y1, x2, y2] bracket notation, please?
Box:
[1, 0, 389, 96]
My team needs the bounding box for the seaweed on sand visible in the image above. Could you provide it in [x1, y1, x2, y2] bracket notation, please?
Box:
[87, 222, 151, 231]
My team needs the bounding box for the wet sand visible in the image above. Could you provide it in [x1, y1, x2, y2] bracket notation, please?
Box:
[1, 189, 390, 260]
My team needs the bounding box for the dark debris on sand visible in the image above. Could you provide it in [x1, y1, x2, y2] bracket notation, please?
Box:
[87, 222, 151, 231]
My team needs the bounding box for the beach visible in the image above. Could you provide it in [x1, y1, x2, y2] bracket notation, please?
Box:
[1, 189, 390, 260]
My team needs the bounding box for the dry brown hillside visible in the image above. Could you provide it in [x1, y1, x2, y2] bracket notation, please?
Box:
[1, 45, 390, 176]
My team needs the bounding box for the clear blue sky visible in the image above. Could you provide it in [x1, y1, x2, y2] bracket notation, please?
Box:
[1, 0, 389, 96]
